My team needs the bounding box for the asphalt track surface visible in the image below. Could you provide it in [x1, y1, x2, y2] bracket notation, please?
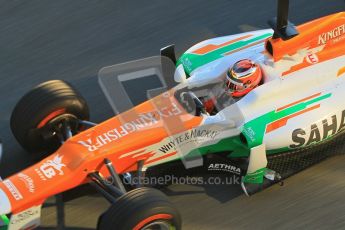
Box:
[0, 0, 345, 229]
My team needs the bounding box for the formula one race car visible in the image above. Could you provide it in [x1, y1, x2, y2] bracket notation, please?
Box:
[1, 0, 345, 229]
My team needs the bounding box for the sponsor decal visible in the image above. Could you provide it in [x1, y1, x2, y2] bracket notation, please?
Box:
[242, 127, 256, 142]
[158, 129, 220, 154]
[3, 180, 23, 201]
[306, 53, 319, 64]
[208, 163, 241, 175]
[18, 173, 35, 193]
[318, 24, 345, 45]
[243, 168, 266, 184]
[78, 103, 183, 152]
[290, 110, 345, 148]
[9, 206, 41, 230]
[35, 155, 66, 181]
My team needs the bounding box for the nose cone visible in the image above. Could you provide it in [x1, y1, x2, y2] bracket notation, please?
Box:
[0, 188, 11, 215]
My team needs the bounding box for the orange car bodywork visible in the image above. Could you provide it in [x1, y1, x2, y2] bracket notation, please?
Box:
[266, 12, 345, 76]
[0, 90, 203, 214]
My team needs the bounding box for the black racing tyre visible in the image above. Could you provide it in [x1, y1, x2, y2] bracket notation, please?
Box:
[10, 80, 89, 155]
[97, 187, 181, 230]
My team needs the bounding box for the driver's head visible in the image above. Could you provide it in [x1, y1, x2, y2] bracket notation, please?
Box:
[226, 59, 262, 98]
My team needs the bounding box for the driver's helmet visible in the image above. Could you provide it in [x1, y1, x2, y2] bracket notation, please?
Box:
[226, 59, 262, 97]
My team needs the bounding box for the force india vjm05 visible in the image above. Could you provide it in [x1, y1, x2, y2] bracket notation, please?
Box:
[1, 1, 345, 229]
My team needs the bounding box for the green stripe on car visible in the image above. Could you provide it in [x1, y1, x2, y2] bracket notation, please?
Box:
[177, 32, 272, 75]
[242, 93, 332, 148]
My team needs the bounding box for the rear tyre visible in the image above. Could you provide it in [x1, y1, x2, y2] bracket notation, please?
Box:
[10, 80, 89, 155]
[97, 187, 181, 230]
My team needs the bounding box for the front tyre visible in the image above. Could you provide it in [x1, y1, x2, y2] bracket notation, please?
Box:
[97, 187, 181, 230]
[10, 80, 89, 155]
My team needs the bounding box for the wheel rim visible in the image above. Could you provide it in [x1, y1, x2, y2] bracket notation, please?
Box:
[141, 220, 174, 230]
[38, 113, 80, 142]
[36, 108, 66, 128]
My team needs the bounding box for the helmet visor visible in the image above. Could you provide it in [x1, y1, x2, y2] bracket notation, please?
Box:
[226, 75, 246, 93]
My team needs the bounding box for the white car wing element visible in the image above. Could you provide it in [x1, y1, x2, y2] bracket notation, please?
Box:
[0, 188, 11, 215]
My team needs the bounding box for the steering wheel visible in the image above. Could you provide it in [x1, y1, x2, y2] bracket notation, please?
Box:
[179, 91, 207, 116]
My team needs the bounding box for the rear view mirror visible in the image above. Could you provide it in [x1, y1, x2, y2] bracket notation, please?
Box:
[174, 64, 187, 83]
